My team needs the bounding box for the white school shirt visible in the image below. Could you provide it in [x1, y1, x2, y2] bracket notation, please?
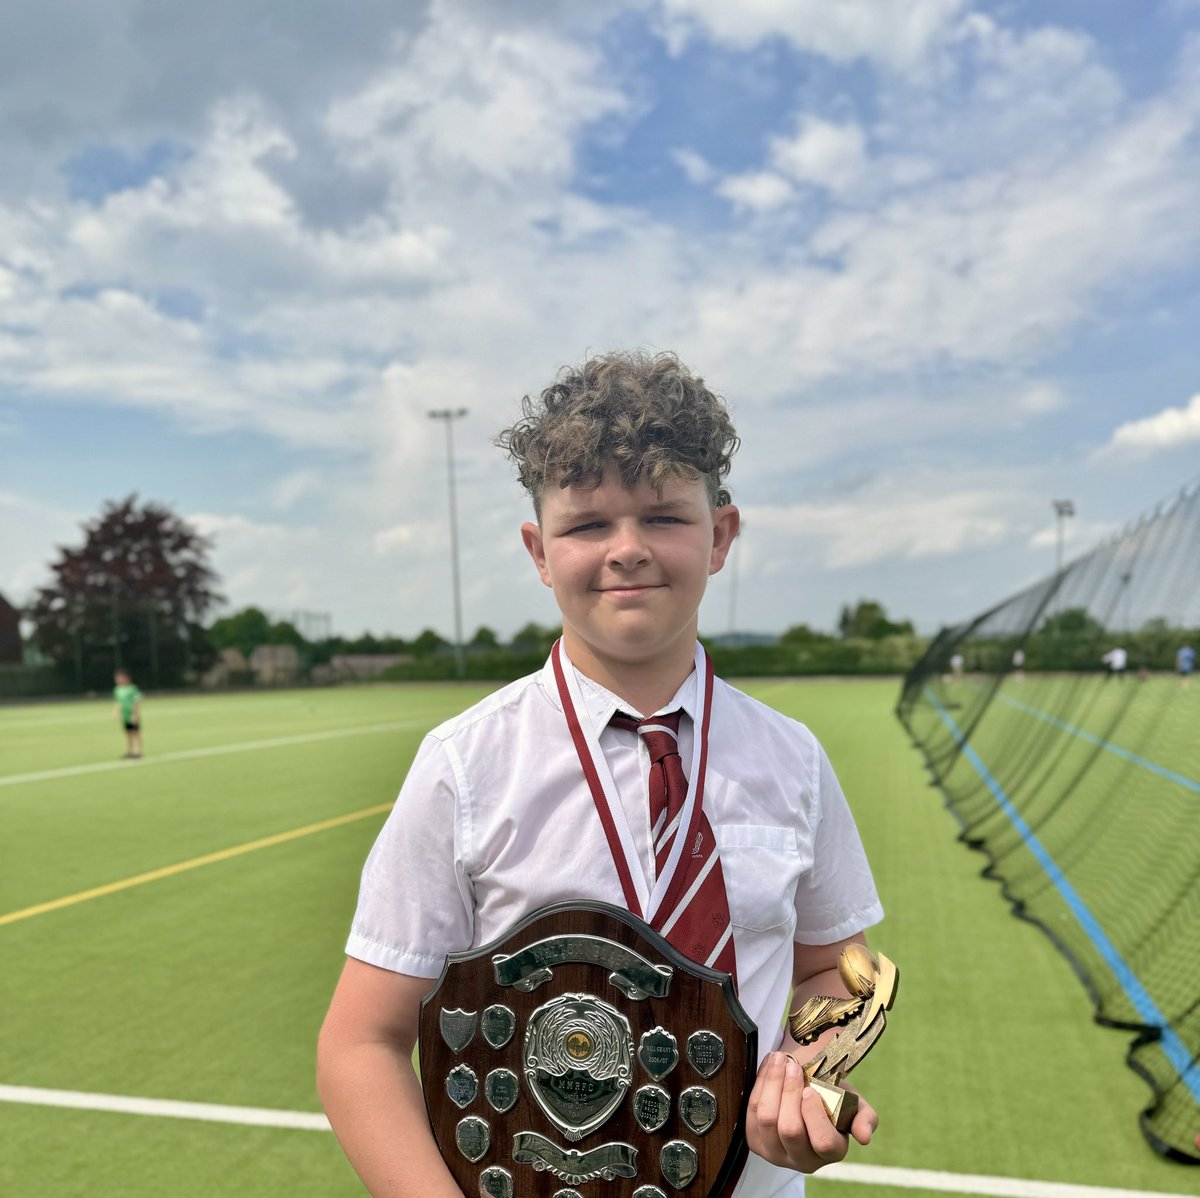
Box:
[348, 655, 883, 1198]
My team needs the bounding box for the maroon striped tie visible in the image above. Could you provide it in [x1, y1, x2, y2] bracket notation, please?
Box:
[611, 711, 738, 985]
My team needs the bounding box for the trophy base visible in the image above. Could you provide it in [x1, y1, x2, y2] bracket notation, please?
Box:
[808, 1078, 857, 1133]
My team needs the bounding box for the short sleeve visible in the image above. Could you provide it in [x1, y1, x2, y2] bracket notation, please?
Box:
[345, 734, 476, 978]
[791, 743, 883, 945]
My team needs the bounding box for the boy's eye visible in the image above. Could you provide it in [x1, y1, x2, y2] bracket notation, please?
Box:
[566, 521, 604, 534]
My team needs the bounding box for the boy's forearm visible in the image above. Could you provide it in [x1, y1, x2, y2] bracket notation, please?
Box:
[318, 1038, 464, 1198]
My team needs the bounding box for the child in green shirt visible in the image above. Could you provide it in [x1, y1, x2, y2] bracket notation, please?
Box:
[113, 670, 143, 759]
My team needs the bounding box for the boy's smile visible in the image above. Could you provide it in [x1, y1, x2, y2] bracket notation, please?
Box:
[522, 470, 739, 697]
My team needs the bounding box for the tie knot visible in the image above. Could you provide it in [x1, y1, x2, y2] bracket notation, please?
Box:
[611, 710, 682, 765]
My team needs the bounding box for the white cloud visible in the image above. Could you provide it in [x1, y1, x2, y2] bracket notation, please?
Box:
[0, 490, 82, 604]
[1029, 518, 1115, 552]
[267, 471, 324, 512]
[686, 85, 1200, 399]
[189, 512, 318, 552]
[5, 5, 1196, 437]
[1015, 382, 1068, 415]
[745, 484, 1011, 570]
[189, 513, 323, 614]
[671, 147, 716, 185]
[325, 5, 627, 189]
[1100, 394, 1200, 456]
[372, 525, 416, 557]
[715, 171, 793, 211]
[770, 116, 867, 194]
[657, 0, 969, 72]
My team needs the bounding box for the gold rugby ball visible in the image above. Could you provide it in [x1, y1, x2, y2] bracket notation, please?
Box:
[838, 943, 879, 998]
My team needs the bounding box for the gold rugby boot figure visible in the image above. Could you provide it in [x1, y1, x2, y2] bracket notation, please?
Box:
[787, 942, 899, 1132]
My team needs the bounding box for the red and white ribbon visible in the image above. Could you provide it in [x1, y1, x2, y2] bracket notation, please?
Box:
[551, 639, 714, 925]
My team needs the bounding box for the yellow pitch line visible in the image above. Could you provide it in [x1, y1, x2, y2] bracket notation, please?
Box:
[0, 802, 394, 927]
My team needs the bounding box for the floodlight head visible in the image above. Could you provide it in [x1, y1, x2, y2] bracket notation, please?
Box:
[1052, 499, 1076, 518]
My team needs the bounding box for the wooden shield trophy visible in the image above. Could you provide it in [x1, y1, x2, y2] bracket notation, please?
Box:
[419, 901, 757, 1197]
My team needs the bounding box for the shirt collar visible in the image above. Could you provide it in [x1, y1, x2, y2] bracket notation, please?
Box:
[538, 647, 699, 725]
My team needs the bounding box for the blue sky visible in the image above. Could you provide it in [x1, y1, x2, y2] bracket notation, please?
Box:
[2, 0, 1199, 640]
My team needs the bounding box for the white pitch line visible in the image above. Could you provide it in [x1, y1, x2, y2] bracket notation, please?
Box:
[0, 1084, 329, 1131]
[0, 1086, 1193, 1198]
[819, 1162, 1193, 1198]
[0, 719, 431, 789]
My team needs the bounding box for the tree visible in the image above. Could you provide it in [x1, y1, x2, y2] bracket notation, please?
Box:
[27, 495, 222, 690]
[510, 622, 560, 654]
[209, 607, 273, 658]
[412, 628, 450, 657]
[267, 619, 307, 649]
[780, 623, 829, 647]
[838, 599, 914, 640]
[1039, 606, 1105, 637]
[468, 626, 500, 651]
[1028, 606, 1108, 670]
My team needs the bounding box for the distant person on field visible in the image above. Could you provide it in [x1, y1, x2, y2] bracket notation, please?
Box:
[948, 651, 964, 681]
[1101, 646, 1127, 682]
[1011, 647, 1025, 682]
[1177, 644, 1195, 691]
[113, 669, 143, 758]
[317, 350, 885, 1196]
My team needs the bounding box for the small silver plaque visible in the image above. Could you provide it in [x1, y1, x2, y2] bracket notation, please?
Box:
[456, 1115, 490, 1163]
[633, 1083, 671, 1133]
[637, 1026, 678, 1080]
[440, 1007, 478, 1052]
[660, 1139, 699, 1189]
[679, 1086, 717, 1135]
[634, 1188, 668, 1198]
[446, 1063, 478, 1109]
[482, 1003, 516, 1049]
[686, 1029, 725, 1079]
[485, 1067, 519, 1113]
[552, 1190, 585, 1198]
[479, 1165, 513, 1198]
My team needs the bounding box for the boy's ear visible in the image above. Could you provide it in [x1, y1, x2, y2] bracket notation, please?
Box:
[709, 503, 741, 575]
[521, 521, 553, 588]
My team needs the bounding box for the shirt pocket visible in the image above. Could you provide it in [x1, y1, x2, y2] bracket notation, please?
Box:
[715, 824, 805, 933]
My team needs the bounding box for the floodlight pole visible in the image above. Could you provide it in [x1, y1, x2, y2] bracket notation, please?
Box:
[1052, 499, 1075, 577]
[429, 407, 468, 679]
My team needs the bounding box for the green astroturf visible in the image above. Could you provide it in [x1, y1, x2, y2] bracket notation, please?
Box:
[2, 681, 1197, 1197]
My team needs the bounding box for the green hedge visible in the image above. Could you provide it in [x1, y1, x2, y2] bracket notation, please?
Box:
[0, 665, 69, 699]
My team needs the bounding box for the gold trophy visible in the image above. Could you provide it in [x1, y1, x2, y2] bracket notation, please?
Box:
[787, 943, 898, 1132]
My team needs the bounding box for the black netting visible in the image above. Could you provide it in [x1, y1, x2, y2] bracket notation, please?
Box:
[897, 479, 1200, 1163]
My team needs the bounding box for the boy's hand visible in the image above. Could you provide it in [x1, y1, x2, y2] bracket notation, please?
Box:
[745, 1052, 877, 1173]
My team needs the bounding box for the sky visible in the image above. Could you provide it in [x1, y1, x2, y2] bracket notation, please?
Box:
[2, 0, 1199, 641]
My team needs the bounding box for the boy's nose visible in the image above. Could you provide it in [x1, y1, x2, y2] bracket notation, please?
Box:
[607, 522, 651, 567]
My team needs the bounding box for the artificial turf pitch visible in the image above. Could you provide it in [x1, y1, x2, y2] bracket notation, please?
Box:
[2, 681, 1196, 1197]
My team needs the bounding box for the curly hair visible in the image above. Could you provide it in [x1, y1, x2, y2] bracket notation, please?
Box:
[497, 351, 739, 517]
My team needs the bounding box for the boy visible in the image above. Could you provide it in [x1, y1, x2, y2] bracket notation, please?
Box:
[317, 351, 884, 1196]
[113, 669, 142, 759]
